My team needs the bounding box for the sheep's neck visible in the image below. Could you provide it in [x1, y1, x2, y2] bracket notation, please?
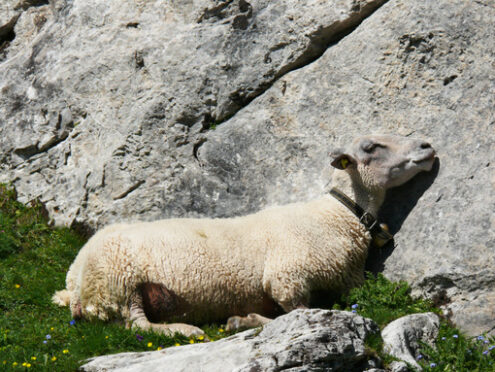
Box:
[330, 170, 385, 217]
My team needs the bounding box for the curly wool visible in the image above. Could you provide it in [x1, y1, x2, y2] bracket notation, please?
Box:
[54, 195, 369, 325]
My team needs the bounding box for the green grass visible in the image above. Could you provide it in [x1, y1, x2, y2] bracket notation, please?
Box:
[1, 183, 495, 371]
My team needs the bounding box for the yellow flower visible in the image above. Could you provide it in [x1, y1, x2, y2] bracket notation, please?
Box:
[147, 342, 153, 348]
[219, 328, 224, 333]
[62, 349, 69, 354]
[2, 360, 6, 364]
[174, 343, 180, 347]
[13, 362, 18, 366]
[22, 362, 27, 366]
[31, 357, 36, 361]
[51, 356, 57, 362]
[189, 339, 195, 344]
[105, 336, 109, 339]
[198, 335, 204, 341]
[26, 363, 31, 368]
[156, 347, 162, 351]
[14, 284, 20, 289]
[50, 327, 54, 331]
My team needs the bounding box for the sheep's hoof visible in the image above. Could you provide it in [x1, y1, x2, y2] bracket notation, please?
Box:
[226, 315, 243, 331]
[227, 313, 272, 331]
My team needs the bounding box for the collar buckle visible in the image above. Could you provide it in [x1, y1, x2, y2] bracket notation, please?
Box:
[359, 212, 377, 230]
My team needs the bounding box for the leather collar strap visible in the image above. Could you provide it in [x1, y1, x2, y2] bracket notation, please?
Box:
[329, 188, 393, 248]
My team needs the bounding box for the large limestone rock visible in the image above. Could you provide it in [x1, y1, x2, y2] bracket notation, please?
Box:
[80, 309, 380, 372]
[0, 0, 493, 336]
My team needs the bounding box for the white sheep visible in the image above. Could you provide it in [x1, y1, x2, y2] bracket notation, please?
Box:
[53, 134, 436, 337]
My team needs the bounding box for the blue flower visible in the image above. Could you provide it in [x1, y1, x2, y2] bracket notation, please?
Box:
[69, 319, 76, 326]
[478, 335, 485, 341]
[352, 310, 357, 313]
[351, 304, 359, 309]
[430, 362, 437, 368]
[45, 334, 51, 340]
[136, 334, 144, 341]
[441, 337, 446, 340]
[485, 340, 490, 344]
[489, 345, 495, 351]
[416, 354, 423, 360]
[453, 334, 458, 339]
[483, 350, 489, 355]
[43, 340, 47, 344]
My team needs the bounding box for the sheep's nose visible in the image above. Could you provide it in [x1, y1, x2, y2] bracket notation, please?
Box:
[420, 142, 432, 149]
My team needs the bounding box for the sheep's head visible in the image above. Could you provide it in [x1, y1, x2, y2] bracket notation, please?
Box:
[331, 134, 436, 191]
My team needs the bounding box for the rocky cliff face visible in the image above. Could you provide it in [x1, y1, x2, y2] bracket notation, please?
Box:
[0, 0, 494, 335]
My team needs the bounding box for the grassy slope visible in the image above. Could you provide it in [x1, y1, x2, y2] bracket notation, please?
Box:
[0, 184, 494, 371]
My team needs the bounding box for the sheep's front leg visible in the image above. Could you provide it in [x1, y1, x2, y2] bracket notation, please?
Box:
[129, 288, 204, 338]
[226, 313, 272, 331]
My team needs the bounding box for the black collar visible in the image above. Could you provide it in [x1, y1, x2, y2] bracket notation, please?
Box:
[329, 188, 393, 248]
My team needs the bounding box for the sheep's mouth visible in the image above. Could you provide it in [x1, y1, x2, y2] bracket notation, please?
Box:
[413, 151, 436, 165]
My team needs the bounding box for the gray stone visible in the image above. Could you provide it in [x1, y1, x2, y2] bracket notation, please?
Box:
[389, 361, 410, 372]
[382, 313, 440, 370]
[0, 0, 386, 227]
[79, 309, 380, 372]
[193, 0, 495, 336]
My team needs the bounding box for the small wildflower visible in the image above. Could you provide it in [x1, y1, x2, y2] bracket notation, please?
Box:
[136, 334, 144, 341]
[156, 347, 162, 351]
[50, 327, 54, 331]
[485, 340, 490, 344]
[478, 335, 485, 341]
[441, 337, 446, 340]
[219, 328, 224, 333]
[351, 310, 357, 313]
[351, 304, 359, 309]
[175, 343, 180, 346]
[51, 356, 57, 362]
[453, 334, 458, 339]
[63, 349, 69, 354]
[198, 335, 204, 341]
[13, 362, 18, 367]
[43, 340, 47, 344]
[31, 357, 36, 361]
[483, 350, 489, 355]
[489, 345, 495, 351]
[26, 363, 31, 368]
[69, 319, 76, 326]
[46, 334, 51, 340]
[2, 361, 6, 365]
[22, 362, 27, 367]
[15, 284, 20, 289]
[147, 342, 153, 348]
[416, 354, 423, 360]
[430, 363, 437, 368]
[189, 339, 195, 344]
[105, 336, 109, 339]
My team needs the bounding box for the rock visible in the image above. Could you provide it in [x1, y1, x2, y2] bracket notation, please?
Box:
[0, 0, 494, 336]
[79, 309, 380, 372]
[382, 313, 440, 370]
[389, 361, 410, 372]
[0, 0, 386, 227]
[193, 0, 495, 336]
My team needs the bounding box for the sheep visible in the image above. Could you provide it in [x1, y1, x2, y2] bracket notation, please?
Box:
[53, 134, 436, 337]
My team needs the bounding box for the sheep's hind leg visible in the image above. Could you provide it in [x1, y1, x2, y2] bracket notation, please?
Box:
[226, 313, 272, 331]
[129, 285, 204, 338]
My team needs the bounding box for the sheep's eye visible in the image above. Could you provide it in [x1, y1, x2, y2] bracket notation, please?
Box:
[362, 142, 378, 153]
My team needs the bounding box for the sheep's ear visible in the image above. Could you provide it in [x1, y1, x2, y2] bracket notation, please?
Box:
[330, 151, 356, 170]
